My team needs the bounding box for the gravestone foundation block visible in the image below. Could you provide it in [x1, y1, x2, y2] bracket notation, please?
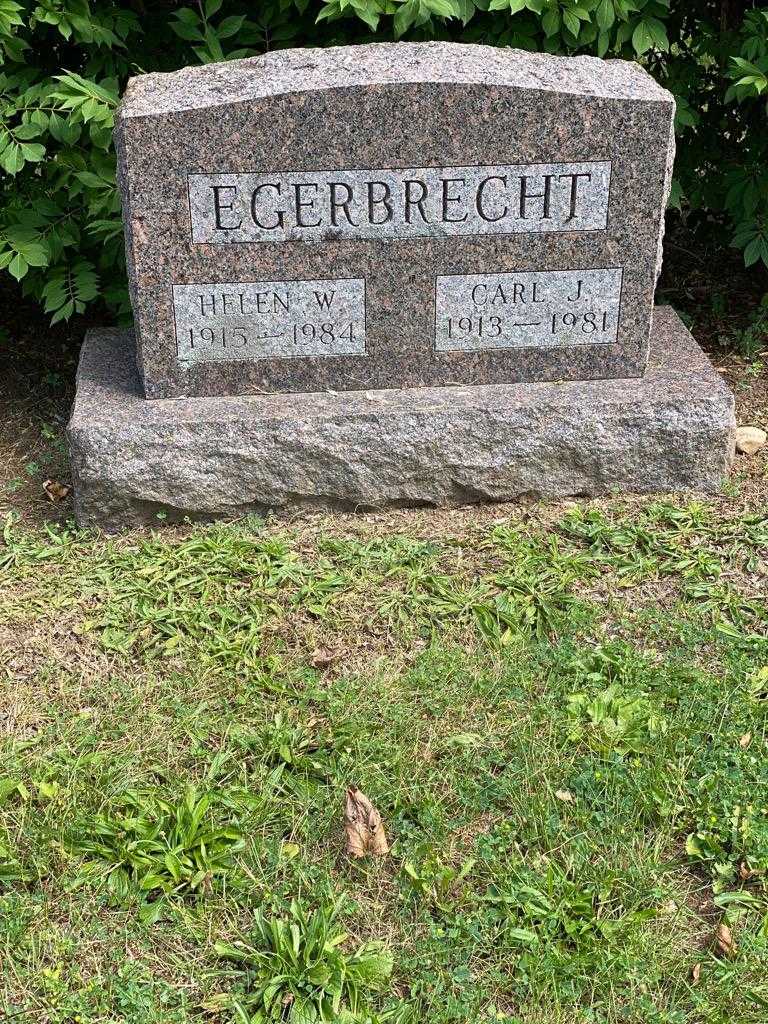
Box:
[68, 308, 734, 532]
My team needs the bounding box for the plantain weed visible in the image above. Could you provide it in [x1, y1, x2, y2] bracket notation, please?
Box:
[567, 685, 667, 756]
[565, 641, 661, 689]
[231, 712, 334, 774]
[69, 785, 244, 920]
[215, 897, 396, 1023]
[0, 841, 34, 885]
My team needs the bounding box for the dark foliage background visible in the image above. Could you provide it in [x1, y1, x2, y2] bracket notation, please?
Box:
[0, 0, 766, 327]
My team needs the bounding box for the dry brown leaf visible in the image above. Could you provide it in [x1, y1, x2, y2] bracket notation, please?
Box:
[344, 785, 389, 858]
[715, 921, 736, 958]
[691, 963, 701, 985]
[739, 732, 752, 749]
[739, 861, 754, 881]
[555, 789, 574, 803]
[43, 479, 72, 502]
[311, 646, 336, 670]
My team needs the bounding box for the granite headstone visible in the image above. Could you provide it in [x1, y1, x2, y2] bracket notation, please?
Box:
[115, 41, 675, 399]
[67, 43, 733, 529]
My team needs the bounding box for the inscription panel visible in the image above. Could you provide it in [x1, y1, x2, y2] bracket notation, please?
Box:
[173, 278, 365, 364]
[188, 162, 611, 244]
[435, 268, 623, 352]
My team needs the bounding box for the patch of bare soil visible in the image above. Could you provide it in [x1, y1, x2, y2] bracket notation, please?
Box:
[0, 275, 105, 525]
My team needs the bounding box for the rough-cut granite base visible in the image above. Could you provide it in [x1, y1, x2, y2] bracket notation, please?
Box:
[68, 307, 734, 531]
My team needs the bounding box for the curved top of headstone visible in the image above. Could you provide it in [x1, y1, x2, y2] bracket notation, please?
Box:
[119, 40, 671, 119]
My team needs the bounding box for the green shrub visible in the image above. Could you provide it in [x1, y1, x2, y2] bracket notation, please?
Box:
[1, 0, 766, 327]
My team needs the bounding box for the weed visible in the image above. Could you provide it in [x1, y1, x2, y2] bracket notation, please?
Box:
[684, 758, 768, 890]
[0, 841, 33, 884]
[483, 866, 650, 949]
[230, 712, 336, 777]
[69, 786, 244, 920]
[728, 303, 768, 360]
[214, 897, 397, 1023]
[400, 845, 475, 914]
[567, 686, 667, 756]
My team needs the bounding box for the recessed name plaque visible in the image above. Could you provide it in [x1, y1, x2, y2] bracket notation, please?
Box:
[188, 162, 610, 243]
[435, 269, 622, 352]
[173, 278, 365, 363]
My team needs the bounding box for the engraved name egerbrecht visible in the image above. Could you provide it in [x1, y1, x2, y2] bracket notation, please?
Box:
[188, 162, 610, 243]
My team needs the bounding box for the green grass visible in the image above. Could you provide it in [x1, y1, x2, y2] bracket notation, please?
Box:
[1, 498, 767, 1023]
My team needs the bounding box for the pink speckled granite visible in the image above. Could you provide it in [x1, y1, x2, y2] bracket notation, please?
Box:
[116, 41, 675, 399]
[67, 308, 734, 531]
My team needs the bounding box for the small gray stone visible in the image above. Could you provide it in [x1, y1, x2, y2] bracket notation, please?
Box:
[115, 41, 675, 399]
[67, 307, 734, 532]
[735, 425, 766, 455]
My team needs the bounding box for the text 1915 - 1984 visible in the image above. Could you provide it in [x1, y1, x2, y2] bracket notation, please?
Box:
[173, 278, 366, 364]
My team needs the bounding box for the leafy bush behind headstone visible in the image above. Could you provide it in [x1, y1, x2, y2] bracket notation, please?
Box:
[0, 0, 766, 326]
